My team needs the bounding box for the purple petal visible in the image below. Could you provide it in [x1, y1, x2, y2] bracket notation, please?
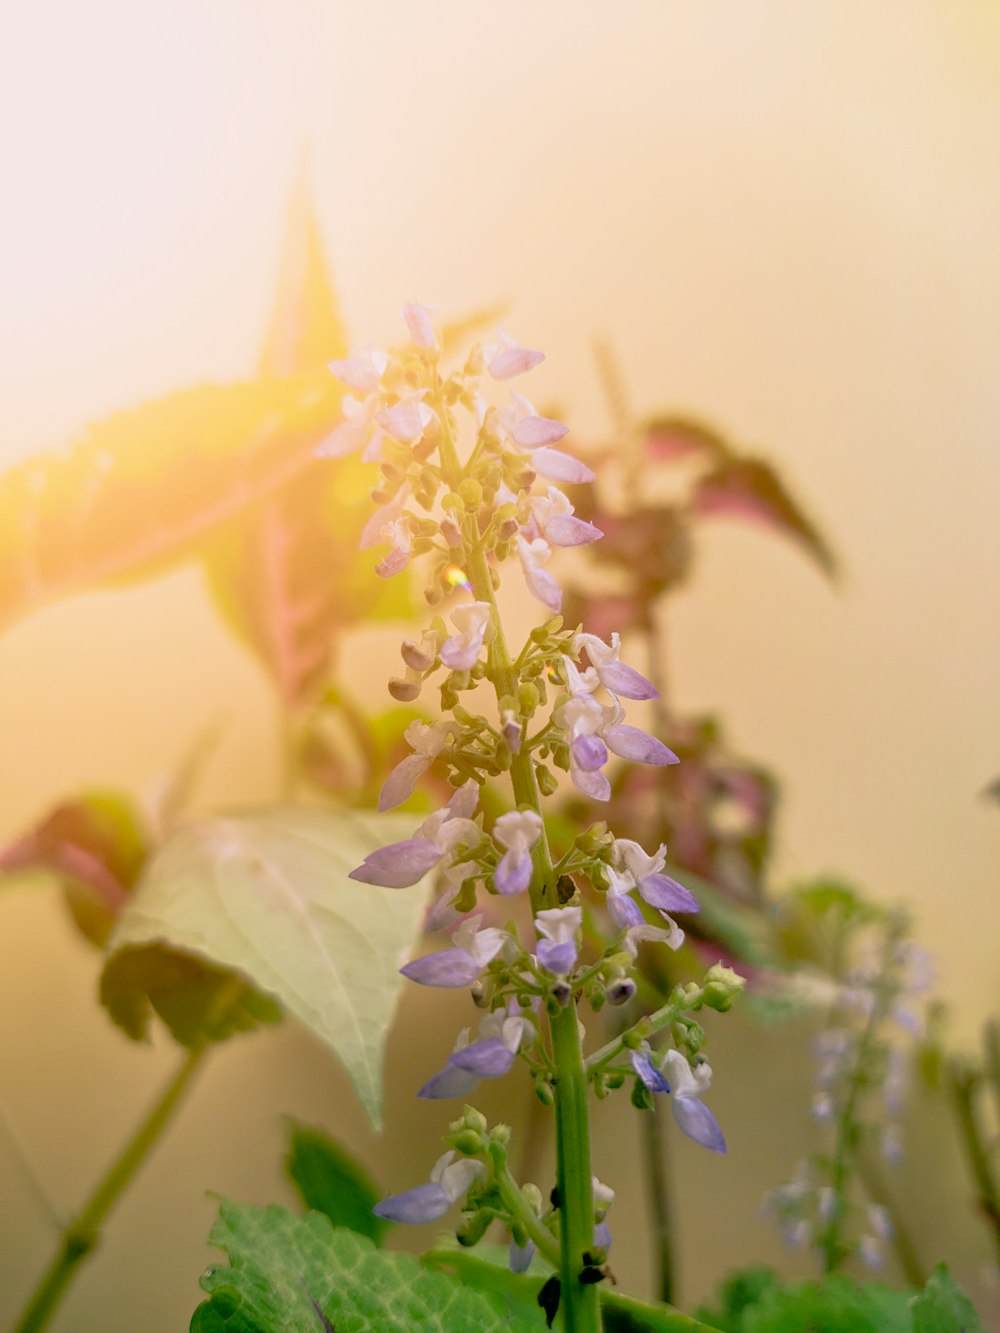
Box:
[607, 892, 643, 929]
[512, 415, 568, 447]
[401, 948, 480, 988]
[349, 838, 443, 888]
[449, 1037, 518, 1077]
[638, 873, 700, 914]
[545, 515, 603, 547]
[593, 1221, 612, 1253]
[571, 733, 608, 772]
[327, 357, 380, 393]
[372, 1182, 451, 1224]
[315, 419, 366, 459]
[571, 765, 611, 801]
[494, 849, 532, 896]
[603, 726, 679, 766]
[523, 564, 562, 613]
[489, 347, 544, 380]
[530, 447, 595, 484]
[376, 401, 431, 442]
[417, 1063, 480, 1100]
[378, 755, 428, 810]
[439, 638, 481, 670]
[537, 938, 578, 976]
[375, 546, 411, 579]
[509, 1241, 536, 1274]
[672, 1096, 726, 1153]
[598, 661, 659, 701]
[631, 1051, 670, 1094]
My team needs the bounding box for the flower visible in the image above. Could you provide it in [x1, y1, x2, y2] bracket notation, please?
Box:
[555, 693, 678, 802]
[349, 784, 480, 888]
[373, 516, 413, 579]
[492, 809, 543, 895]
[663, 1050, 726, 1153]
[319, 344, 390, 460]
[375, 391, 436, 444]
[526, 486, 603, 548]
[485, 329, 544, 381]
[401, 913, 511, 989]
[495, 393, 594, 484]
[378, 720, 455, 811]
[402, 301, 439, 352]
[573, 631, 658, 701]
[517, 535, 562, 613]
[439, 602, 492, 671]
[612, 839, 700, 915]
[372, 1150, 485, 1224]
[534, 905, 582, 976]
[419, 1001, 535, 1098]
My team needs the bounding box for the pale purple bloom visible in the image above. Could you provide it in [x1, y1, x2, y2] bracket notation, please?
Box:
[517, 536, 562, 613]
[631, 1046, 671, 1094]
[492, 809, 543, 895]
[593, 1221, 612, 1252]
[612, 839, 699, 916]
[327, 344, 389, 394]
[534, 905, 581, 976]
[509, 1242, 535, 1273]
[500, 708, 522, 754]
[373, 1150, 484, 1224]
[622, 919, 685, 955]
[350, 784, 480, 888]
[376, 392, 435, 444]
[574, 631, 658, 701]
[485, 329, 545, 381]
[316, 391, 384, 461]
[556, 695, 612, 801]
[606, 977, 636, 1005]
[663, 1049, 726, 1153]
[419, 1003, 534, 1098]
[373, 517, 412, 579]
[526, 487, 603, 548]
[360, 486, 410, 551]
[495, 393, 594, 484]
[402, 913, 510, 989]
[379, 720, 456, 811]
[439, 602, 492, 671]
[402, 301, 439, 352]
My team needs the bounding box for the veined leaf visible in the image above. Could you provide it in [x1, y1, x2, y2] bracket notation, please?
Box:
[102, 807, 430, 1127]
[192, 1201, 545, 1332]
[690, 455, 836, 578]
[285, 1120, 388, 1245]
[0, 373, 342, 633]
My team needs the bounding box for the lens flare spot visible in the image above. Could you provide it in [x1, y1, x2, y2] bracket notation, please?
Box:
[444, 564, 473, 593]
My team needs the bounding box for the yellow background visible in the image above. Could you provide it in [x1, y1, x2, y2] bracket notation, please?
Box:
[1, 2, 999, 1329]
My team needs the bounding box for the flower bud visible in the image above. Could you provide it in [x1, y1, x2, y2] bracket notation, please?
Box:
[534, 1075, 555, 1107]
[702, 963, 746, 1013]
[630, 1080, 654, 1111]
[388, 677, 420, 702]
[517, 682, 541, 717]
[606, 978, 636, 1006]
[456, 1208, 495, 1247]
[461, 1105, 488, 1136]
[459, 478, 483, 509]
[536, 764, 558, 797]
[451, 1129, 485, 1156]
[401, 638, 435, 671]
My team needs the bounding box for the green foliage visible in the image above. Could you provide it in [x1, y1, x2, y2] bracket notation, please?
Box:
[694, 1265, 983, 1333]
[191, 1201, 547, 1332]
[285, 1121, 388, 1245]
[910, 1263, 985, 1333]
[101, 807, 431, 1127]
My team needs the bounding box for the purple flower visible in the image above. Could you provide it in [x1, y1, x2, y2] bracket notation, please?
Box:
[401, 912, 510, 989]
[402, 301, 439, 352]
[375, 392, 436, 444]
[378, 720, 456, 811]
[663, 1050, 726, 1154]
[349, 783, 481, 888]
[439, 602, 492, 671]
[517, 535, 562, 613]
[526, 486, 603, 548]
[612, 839, 699, 915]
[573, 631, 658, 701]
[534, 905, 582, 976]
[496, 392, 594, 484]
[492, 809, 543, 895]
[485, 329, 545, 381]
[373, 1150, 484, 1224]
[419, 1002, 534, 1098]
[509, 1241, 535, 1273]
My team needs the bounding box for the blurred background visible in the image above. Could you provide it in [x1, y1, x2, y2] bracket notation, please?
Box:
[1, 2, 999, 1329]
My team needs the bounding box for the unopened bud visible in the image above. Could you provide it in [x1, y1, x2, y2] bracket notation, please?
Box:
[498, 517, 519, 541]
[451, 1129, 485, 1156]
[388, 677, 420, 702]
[456, 1208, 494, 1247]
[536, 764, 558, 797]
[630, 1080, 654, 1112]
[459, 478, 483, 509]
[401, 638, 434, 672]
[606, 978, 636, 1007]
[534, 1076, 555, 1107]
[702, 963, 746, 1012]
[517, 682, 540, 717]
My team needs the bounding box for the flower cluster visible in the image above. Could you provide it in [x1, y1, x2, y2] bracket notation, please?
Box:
[322, 305, 740, 1293]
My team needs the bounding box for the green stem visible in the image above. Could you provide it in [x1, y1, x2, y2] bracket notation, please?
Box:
[856, 1146, 926, 1287]
[13, 1045, 208, 1333]
[947, 1057, 1000, 1268]
[434, 388, 599, 1331]
[491, 1148, 561, 1268]
[586, 989, 701, 1077]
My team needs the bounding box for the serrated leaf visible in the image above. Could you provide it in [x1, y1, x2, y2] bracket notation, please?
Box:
[102, 807, 430, 1127]
[0, 373, 342, 634]
[737, 1275, 912, 1333]
[690, 455, 836, 578]
[0, 790, 147, 947]
[192, 1201, 544, 1332]
[286, 1121, 388, 1245]
[909, 1263, 985, 1333]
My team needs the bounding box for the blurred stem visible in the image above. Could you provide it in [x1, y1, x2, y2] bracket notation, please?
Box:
[641, 1098, 677, 1304]
[856, 1145, 926, 1287]
[0, 1093, 63, 1232]
[435, 380, 600, 1332]
[947, 1057, 1000, 1267]
[13, 1045, 208, 1333]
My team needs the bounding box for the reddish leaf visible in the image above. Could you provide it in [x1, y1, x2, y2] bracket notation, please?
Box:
[641, 415, 731, 464]
[691, 455, 836, 577]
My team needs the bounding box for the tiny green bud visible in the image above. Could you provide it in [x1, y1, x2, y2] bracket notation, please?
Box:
[456, 1208, 495, 1246]
[522, 1182, 543, 1214]
[462, 1105, 488, 1135]
[702, 963, 746, 1012]
[494, 739, 512, 771]
[517, 682, 540, 716]
[442, 491, 463, 512]
[491, 1123, 511, 1147]
[630, 1079, 654, 1111]
[451, 1129, 485, 1156]
[534, 1075, 555, 1106]
[594, 1072, 610, 1099]
[606, 1070, 626, 1090]
[459, 478, 483, 508]
[536, 764, 558, 797]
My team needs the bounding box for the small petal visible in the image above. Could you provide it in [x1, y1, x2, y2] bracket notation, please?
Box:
[449, 1037, 518, 1077]
[607, 891, 644, 929]
[631, 1050, 670, 1094]
[572, 733, 608, 772]
[349, 838, 443, 888]
[315, 419, 368, 459]
[638, 874, 700, 914]
[593, 1222, 612, 1253]
[531, 447, 595, 484]
[376, 398, 434, 443]
[417, 1063, 480, 1100]
[378, 754, 429, 810]
[509, 1242, 536, 1274]
[401, 948, 480, 988]
[537, 938, 577, 975]
[373, 1182, 451, 1224]
[603, 726, 679, 766]
[494, 848, 533, 896]
[512, 414, 568, 448]
[328, 355, 383, 393]
[545, 514, 603, 547]
[488, 339, 545, 381]
[570, 763, 611, 801]
[597, 661, 659, 701]
[672, 1097, 726, 1153]
[402, 301, 439, 351]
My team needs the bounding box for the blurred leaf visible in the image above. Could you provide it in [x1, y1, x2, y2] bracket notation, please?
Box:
[191, 1200, 543, 1332]
[0, 790, 148, 947]
[690, 456, 836, 578]
[286, 1120, 388, 1245]
[101, 945, 283, 1046]
[692, 1266, 781, 1330]
[909, 1263, 985, 1333]
[698, 1273, 912, 1333]
[980, 775, 1000, 805]
[440, 303, 509, 355]
[663, 863, 780, 969]
[102, 806, 430, 1127]
[641, 415, 731, 465]
[0, 373, 341, 634]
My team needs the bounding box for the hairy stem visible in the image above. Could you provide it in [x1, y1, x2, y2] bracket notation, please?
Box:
[13, 1045, 208, 1333]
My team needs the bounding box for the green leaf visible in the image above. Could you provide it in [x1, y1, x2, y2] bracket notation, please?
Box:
[424, 1248, 721, 1332]
[693, 1266, 782, 1332]
[662, 863, 780, 970]
[286, 1120, 387, 1245]
[909, 1263, 985, 1333]
[730, 1276, 911, 1333]
[102, 807, 430, 1127]
[192, 1201, 545, 1332]
[0, 790, 148, 947]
